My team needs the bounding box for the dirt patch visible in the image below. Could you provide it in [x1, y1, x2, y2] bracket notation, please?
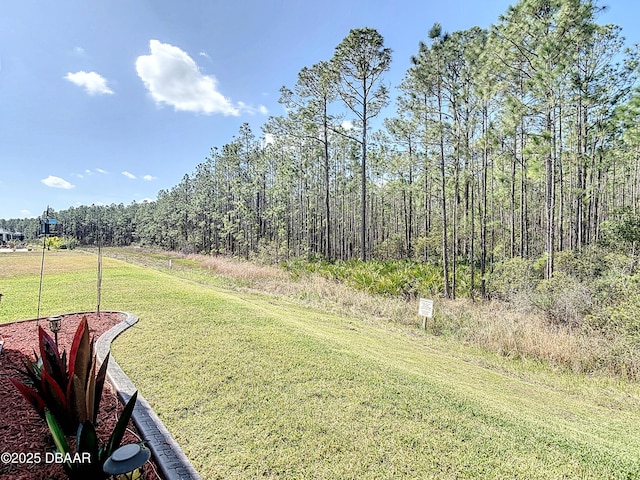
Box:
[0, 312, 160, 479]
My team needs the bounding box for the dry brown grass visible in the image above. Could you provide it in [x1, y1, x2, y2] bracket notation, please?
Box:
[186, 253, 410, 322]
[0, 250, 94, 278]
[187, 253, 288, 282]
[436, 300, 587, 367]
[432, 298, 640, 379]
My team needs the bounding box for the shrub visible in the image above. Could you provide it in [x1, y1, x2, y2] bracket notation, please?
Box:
[46, 391, 139, 479]
[555, 246, 636, 282]
[532, 271, 593, 326]
[486, 256, 538, 301]
[413, 232, 441, 262]
[373, 234, 407, 260]
[61, 236, 79, 250]
[554, 248, 603, 281]
[46, 236, 64, 250]
[10, 316, 110, 434]
[584, 290, 640, 341]
[590, 271, 640, 307]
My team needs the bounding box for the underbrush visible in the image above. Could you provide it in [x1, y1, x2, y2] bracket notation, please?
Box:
[285, 252, 640, 380]
[485, 247, 640, 379]
[103, 247, 640, 380]
[284, 258, 474, 298]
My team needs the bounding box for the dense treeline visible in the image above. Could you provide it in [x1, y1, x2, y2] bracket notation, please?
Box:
[5, 0, 640, 300]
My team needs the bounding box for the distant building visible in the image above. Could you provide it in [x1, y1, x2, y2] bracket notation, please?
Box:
[0, 228, 24, 244]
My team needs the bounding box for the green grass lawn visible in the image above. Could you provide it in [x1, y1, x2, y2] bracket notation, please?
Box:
[2, 250, 640, 478]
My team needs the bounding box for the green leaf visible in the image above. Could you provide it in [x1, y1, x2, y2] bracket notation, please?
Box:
[76, 421, 103, 478]
[45, 410, 71, 472]
[102, 390, 138, 461]
[77, 420, 99, 458]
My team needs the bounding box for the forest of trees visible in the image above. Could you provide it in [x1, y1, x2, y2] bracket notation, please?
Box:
[5, 0, 640, 300]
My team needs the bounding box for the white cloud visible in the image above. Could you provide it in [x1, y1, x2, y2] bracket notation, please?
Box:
[234, 102, 269, 116]
[143, 174, 157, 181]
[199, 50, 210, 59]
[122, 171, 136, 179]
[19, 209, 32, 216]
[341, 120, 354, 130]
[74, 167, 108, 179]
[136, 40, 246, 116]
[73, 46, 86, 56]
[65, 71, 114, 95]
[41, 176, 75, 189]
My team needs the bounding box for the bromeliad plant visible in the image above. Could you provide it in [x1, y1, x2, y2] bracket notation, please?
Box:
[10, 315, 110, 434]
[46, 391, 139, 479]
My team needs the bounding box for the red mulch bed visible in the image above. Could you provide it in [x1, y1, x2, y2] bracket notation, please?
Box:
[0, 312, 160, 480]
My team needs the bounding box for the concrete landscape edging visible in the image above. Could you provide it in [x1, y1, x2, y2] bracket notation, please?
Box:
[95, 311, 201, 480]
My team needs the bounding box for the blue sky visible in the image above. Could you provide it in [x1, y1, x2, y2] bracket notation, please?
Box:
[1, 1, 638, 220]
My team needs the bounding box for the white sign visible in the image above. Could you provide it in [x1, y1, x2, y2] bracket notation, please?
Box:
[418, 298, 434, 318]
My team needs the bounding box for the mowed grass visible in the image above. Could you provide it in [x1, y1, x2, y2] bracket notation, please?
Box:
[2, 251, 640, 478]
[0, 250, 102, 319]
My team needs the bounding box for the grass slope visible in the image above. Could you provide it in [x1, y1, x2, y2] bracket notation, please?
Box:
[1, 250, 639, 478]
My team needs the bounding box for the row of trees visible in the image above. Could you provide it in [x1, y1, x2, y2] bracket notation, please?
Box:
[5, 0, 640, 299]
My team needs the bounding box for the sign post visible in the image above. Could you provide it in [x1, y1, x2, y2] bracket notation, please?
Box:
[418, 298, 434, 329]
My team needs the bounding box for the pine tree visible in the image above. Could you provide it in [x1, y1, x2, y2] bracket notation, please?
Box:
[332, 27, 392, 261]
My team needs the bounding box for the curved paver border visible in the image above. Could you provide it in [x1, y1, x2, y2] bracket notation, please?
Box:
[95, 311, 201, 480]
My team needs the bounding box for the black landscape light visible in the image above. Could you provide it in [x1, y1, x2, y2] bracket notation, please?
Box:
[103, 443, 151, 480]
[47, 315, 62, 346]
